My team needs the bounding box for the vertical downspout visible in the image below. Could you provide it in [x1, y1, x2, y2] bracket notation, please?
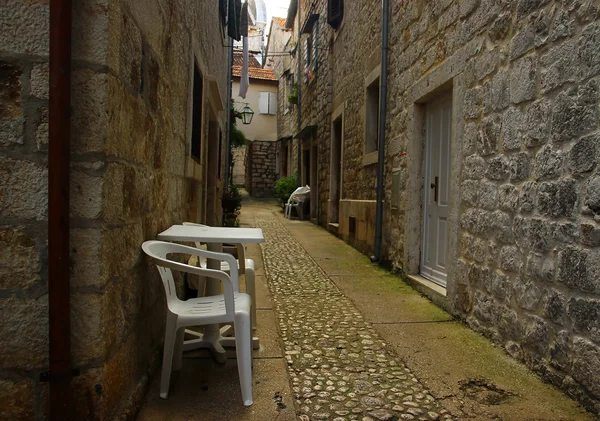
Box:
[296, 0, 302, 186]
[372, 0, 390, 262]
[224, 40, 233, 190]
[48, 0, 72, 418]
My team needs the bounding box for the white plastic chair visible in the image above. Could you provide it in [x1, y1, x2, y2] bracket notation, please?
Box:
[142, 240, 253, 406]
[284, 186, 310, 219]
[182, 222, 257, 330]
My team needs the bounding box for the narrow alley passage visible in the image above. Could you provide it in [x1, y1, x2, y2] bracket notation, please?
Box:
[255, 210, 451, 421]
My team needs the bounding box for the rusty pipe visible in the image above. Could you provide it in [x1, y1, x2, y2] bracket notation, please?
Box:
[48, 0, 72, 419]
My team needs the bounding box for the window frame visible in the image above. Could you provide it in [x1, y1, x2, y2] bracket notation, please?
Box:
[363, 64, 381, 166]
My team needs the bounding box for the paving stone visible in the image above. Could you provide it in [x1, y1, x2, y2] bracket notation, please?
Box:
[255, 211, 450, 420]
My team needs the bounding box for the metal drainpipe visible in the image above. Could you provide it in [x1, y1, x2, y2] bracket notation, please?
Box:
[372, 0, 390, 262]
[48, 0, 72, 418]
[296, 0, 302, 186]
[224, 40, 233, 190]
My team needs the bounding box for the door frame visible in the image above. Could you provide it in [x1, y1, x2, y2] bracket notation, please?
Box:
[329, 102, 344, 225]
[402, 67, 466, 303]
[420, 94, 452, 287]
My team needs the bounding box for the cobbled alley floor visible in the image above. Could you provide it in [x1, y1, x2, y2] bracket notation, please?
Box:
[255, 210, 452, 421]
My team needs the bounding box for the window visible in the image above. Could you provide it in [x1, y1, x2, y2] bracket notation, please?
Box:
[302, 17, 319, 83]
[365, 76, 380, 154]
[191, 63, 204, 160]
[259, 92, 277, 115]
[286, 73, 295, 112]
[328, 0, 344, 30]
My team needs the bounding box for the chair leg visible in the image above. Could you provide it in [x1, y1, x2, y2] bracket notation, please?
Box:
[234, 313, 253, 406]
[245, 267, 257, 330]
[160, 315, 178, 399]
[172, 327, 185, 371]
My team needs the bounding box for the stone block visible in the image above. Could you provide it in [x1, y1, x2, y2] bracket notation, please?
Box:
[567, 297, 600, 342]
[463, 86, 481, 119]
[497, 307, 521, 339]
[491, 210, 513, 244]
[486, 155, 509, 181]
[525, 99, 550, 148]
[73, 0, 109, 65]
[519, 181, 537, 213]
[479, 115, 500, 156]
[0, 227, 41, 290]
[569, 133, 597, 174]
[498, 184, 519, 213]
[537, 179, 578, 218]
[522, 314, 549, 353]
[581, 223, 600, 247]
[30, 63, 49, 99]
[542, 289, 566, 325]
[508, 152, 531, 182]
[511, 54, 537, 103]
[71, 367, 103, 420]
[490, 68, 510, 111]
[0, 297, 48, 370]
[510, 25, 535, 60]
[0, 378, 35, 421]
[462, 122, 480, 157]
[540, 39, 577, 94]
[102, 222, 144, 279]
[70, 169, 104, 220]
[515, 280, 542, 311]
[533, 145, 563, 180]
[0, 157, 48, 221]
[72, 69, 109, 154]
[551, 83, 598, 144]
[102, 334, 137, 416]
[526, 251, 554, 283]
[501, 107, 525, 151]
[491, 271, 512, 302]
[71, 293, 106, 365]
[551, 221, 579, 244]
[71, 228, 107, 289]
[0, 62, 25, 147]
[584, 175, 600, 215]
[578, 21, 600, 79]
[557, 246, 598, 293]
[0, 0, 49, 55]
[571, 337, 600, 397]
[500, 246, 521, 272]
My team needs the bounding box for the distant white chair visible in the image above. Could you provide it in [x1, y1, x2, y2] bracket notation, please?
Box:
[284, 186, 310, 219]
[142, 240, 253, 406]
[182, 222, 257, 330]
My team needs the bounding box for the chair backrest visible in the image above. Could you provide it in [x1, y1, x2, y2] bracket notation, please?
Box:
[141, 241, 238, 317]
[182, 222, 208, 249]
[286, 186, 310, 204]
[183, 222, 247, 272]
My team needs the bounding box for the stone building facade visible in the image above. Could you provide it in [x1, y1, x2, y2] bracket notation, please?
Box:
[0, 1, 228, 419]
[276, 0, 600, 413]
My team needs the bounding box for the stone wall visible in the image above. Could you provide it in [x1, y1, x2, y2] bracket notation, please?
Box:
[246, 141, 277, 197]
[232, 145, 247, 185]
[0, 0, 228, 419]
[276, 0, 600, 413]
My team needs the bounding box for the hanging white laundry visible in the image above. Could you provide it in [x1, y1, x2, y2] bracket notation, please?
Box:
[239, 36, 249, 99]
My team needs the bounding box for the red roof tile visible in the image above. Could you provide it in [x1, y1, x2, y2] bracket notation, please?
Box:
[232, 65, 277, 81]
[273, 17, 289, 29]
[233, 52, 261, 68]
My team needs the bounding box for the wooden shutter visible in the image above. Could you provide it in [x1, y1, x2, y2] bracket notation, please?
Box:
[328, 0, 343, 29]
[312, 21, 319, 73]
[259, 92, 269, 114]
[269, 92, 277, 115]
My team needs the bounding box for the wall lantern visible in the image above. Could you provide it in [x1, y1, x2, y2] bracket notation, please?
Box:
[240, 104, 255, 125]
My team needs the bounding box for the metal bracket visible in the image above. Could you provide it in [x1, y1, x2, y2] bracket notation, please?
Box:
[40, 368, 80, 383]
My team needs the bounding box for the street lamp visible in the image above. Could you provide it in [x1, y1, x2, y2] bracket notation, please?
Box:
[240, 104, 254, 125]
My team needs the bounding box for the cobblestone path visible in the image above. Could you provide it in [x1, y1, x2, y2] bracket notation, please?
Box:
[256, 211, 453, 421]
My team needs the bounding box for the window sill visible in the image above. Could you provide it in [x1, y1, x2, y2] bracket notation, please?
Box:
[362, 151, 379, 167]
[406, 274, 447, 297]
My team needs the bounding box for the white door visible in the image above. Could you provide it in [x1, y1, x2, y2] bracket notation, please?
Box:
[421, 95, 452, 287]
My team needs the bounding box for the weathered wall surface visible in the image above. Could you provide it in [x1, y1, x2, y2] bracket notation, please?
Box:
[0, 0, 227, 419]
[246, 141, 277, 197]
[232, 79, 278, 142]
[277, 0, 600, 413]
[380, 0, 600, 413]
[232, 145, 247, 185]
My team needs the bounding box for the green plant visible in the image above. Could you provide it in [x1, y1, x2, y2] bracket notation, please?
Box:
[222, 183, 242, 226]
[287, 84, 298, 105]
[274, 173, 298, 206]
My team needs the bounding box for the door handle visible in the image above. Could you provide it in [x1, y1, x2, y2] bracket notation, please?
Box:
[430, 176, 438, 203]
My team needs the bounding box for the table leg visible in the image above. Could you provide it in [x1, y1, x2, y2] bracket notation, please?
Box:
[182, 242, 259, 362]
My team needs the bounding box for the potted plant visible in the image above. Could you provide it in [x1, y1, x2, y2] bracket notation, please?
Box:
[287, 83, 298, 106]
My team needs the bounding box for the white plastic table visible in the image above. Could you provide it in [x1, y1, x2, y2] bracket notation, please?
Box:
[157, 224, 264, 362]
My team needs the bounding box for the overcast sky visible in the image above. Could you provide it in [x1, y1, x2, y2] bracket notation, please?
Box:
[264, 0, 289, 28]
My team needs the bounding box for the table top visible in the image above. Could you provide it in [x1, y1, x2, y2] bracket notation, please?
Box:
[157, 225, 264, 244]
